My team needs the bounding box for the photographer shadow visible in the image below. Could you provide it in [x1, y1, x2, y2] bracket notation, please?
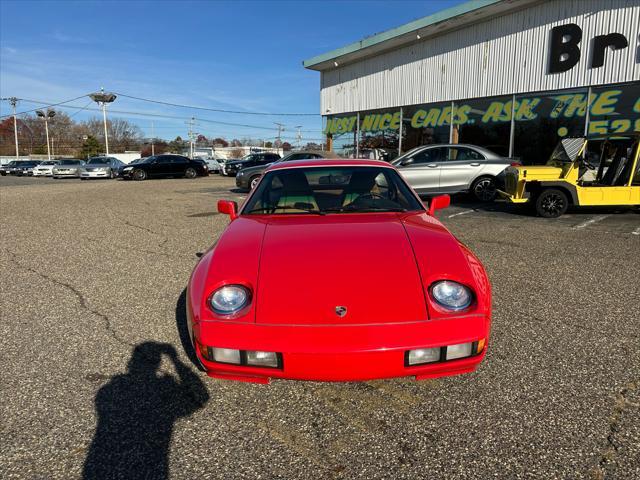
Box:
[83, 341, 209, 480]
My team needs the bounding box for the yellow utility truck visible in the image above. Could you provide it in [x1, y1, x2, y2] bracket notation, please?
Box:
[499, 136, 640, 217]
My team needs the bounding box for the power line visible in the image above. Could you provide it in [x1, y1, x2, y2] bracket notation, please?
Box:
[5, 98, 323, 132]
[68, 100, 95, 119]
[112, 91, 319, 117]
[0, 94, 92, 118]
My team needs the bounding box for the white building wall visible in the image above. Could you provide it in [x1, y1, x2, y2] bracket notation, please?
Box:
[320, 0, 640, 115]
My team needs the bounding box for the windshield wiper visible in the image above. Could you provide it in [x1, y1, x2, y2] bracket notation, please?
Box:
[246, 205, 325, 215]
[323, 206, 407, 213]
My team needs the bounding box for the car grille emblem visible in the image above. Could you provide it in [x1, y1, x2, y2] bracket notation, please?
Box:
[335, 306, 347, 317]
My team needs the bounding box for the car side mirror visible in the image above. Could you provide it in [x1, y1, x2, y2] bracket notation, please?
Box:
[400, 157, 414, 166]
[428, 194, 450, 215]
[218, 200, 238, 220]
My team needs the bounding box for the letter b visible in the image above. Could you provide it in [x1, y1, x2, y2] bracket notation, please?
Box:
[549, 24, 582, 73]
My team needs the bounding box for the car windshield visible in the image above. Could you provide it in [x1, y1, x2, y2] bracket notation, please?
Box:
[549, 138, 586, 163]
[87, 158, 109, 164]
[39, 161, 57, 166]
[59, 159, 80, 165]
[243, 166, 423, 215]
[391, 146, 423, 166]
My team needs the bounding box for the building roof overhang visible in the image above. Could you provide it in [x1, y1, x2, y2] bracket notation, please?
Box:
[303, 0, 542, 71]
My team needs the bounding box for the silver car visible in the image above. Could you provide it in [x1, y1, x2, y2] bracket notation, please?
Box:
[52, 159, 85, 178]
[392, 144, 515, 201]
[80, 156, 125, 179]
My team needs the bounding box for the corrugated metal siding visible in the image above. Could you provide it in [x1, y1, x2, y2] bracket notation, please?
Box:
[320, 0, 640, 115]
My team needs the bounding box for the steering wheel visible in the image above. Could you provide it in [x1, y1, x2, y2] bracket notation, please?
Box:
[582, 159, 597, 170]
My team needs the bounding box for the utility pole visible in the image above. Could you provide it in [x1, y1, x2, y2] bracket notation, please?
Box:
[274, 122, 284, 153]
[151, 121, 155, 156]
[188, 117, 195, 158]
[294, 125, 302, 149]
[9, 97, 19, 159]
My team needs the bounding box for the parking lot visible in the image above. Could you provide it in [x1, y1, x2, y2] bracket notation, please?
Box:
[1, 174, 638, 479]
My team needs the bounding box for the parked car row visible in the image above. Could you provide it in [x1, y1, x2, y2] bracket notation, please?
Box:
[0, 155, 210, 181]
[0, 160, 41, 176]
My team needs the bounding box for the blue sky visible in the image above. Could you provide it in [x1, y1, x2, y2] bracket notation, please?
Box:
[1, 0, 465, 143]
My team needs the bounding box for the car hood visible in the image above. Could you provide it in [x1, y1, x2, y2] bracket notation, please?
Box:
[238, 164, 268, 175]
[202, 212, 484, 326]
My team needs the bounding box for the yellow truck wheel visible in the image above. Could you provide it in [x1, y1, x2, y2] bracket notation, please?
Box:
[536, 189, 569, 218]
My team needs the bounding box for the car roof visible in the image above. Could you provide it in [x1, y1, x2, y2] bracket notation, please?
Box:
[285, 150, 336, 157]
[266, 158, 392, 171]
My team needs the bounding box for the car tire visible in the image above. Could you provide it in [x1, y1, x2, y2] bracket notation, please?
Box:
[535, 188, 568, 218]
[471, 176, 497, 202]
[184, 167, 197, 179]
[110, 170, 116, 179]
[249, 175, 261, 190]
[133, 169, 147, 181]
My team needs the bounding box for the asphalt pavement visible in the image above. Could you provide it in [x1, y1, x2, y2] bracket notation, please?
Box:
[1, 174, 638, 479]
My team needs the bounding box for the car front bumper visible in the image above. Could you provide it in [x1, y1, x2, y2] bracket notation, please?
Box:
[235, 174, 250, 189]
[80, 170, 111, 178]
[496, 189, 530, 203]
[32, 169, 52, 176]
[193, 314, 489, 383]
[222, 165, 239, 176]
[52, 170, 80, 177]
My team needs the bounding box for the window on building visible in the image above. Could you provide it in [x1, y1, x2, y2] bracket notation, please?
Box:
[452, 96, 511, 157]
[401, 102, 452, 153]
[513, 88, 588, 165]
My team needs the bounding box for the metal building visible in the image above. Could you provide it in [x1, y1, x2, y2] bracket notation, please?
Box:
[304, 0, 640, 164]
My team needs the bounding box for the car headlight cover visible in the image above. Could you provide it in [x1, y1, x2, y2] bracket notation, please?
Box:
[209, 285, 250, 314]
[430, 280, 473, 310]
[123, 166, 133, 170]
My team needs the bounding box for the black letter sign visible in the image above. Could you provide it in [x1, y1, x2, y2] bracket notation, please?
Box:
[549, 24, 582, 73]
[591, 33, 628, 68]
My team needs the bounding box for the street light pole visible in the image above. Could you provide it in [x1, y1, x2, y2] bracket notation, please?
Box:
[101, 101, 109, 155]
[44, 117, 51, 160]
[36, 109, 56, 161]
[89, 89, 117, 156]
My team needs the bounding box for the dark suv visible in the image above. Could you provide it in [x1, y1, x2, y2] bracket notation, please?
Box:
[120, 154, 208, 181]
[222, 152, 281, 176]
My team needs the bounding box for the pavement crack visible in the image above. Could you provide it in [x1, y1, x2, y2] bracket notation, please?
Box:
[5, 250, 134, 349]
[123, 220, 170, 250]
[123, 220, 158, 236]
[591, 378, 640, 479]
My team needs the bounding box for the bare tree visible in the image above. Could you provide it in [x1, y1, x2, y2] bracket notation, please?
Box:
[229, 148, 244, 159]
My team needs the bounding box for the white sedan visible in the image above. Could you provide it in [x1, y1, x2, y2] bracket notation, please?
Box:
[32, 161, 60, 177]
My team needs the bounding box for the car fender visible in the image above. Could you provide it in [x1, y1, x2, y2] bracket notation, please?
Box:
[525, 181, 578, 204]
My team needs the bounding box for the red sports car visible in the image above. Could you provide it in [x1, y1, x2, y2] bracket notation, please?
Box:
[187, 159, 491, 383]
